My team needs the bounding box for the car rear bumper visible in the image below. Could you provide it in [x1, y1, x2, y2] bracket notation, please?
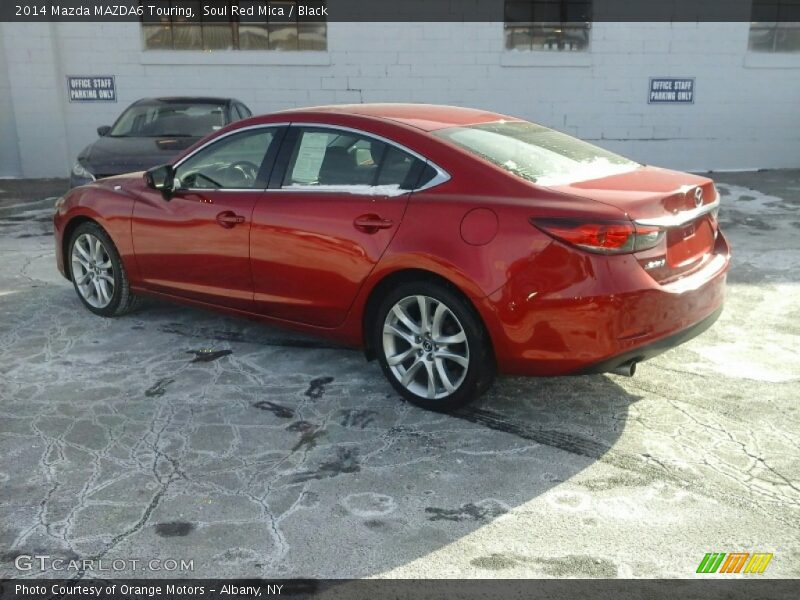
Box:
[574, 304, 722, 375]
[479, 231, 731, 376]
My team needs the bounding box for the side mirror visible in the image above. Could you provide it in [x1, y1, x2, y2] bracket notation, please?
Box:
[97, 125, 111, 137]
[145, 164, 175, 196]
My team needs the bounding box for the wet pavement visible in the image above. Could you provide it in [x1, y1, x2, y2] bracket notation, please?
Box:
[0, 172, 798, 579]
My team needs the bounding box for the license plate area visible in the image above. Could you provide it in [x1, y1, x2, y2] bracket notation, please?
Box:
[667, 216, 713, 268]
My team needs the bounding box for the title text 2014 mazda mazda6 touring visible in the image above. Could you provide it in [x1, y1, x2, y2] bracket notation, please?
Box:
[54, 104, 730, 410]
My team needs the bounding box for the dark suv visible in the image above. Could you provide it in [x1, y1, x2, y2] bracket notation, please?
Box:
[70, 96, 252, 188]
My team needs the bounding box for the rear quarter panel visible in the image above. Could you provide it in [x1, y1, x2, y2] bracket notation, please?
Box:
[339, 167, 629, 347]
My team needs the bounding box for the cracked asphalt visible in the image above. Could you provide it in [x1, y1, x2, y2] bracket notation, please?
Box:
[0, 172, 798, 579]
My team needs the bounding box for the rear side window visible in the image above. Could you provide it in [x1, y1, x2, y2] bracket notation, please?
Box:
[377, 146, 416, 187]
[433, 121, 639, 187]
[414, 163, 439, 189]
[281, 127, 427, 195]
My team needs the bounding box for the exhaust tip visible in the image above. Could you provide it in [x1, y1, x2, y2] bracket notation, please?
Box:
[610, 361, 637, 377]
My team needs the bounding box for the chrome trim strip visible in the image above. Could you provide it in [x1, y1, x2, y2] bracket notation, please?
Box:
[417, 165, 450, 192]
[181, 188, 265, 193]
[634, 197, 720, 228]
[267, 185, 407, 197]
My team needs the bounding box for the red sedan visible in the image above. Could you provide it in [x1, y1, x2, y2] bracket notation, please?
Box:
[54, 104, 730, 410]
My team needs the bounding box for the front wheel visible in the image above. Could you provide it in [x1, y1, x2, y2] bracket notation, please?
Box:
[375, 281, 494, 411]
[68, 221, 140, 317]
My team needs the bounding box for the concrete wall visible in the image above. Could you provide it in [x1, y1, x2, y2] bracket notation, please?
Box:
[1, 23, 71, 178]
[0, 27, 22, 177]
[1, 20, 799, 178]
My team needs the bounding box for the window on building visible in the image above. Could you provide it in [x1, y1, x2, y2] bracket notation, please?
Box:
[141, 1, 327, 51]
[504, 1, 592, 51]
[749, 1, 800, 52]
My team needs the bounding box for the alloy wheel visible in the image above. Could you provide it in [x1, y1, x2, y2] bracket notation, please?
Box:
[382, 295, 470, 400]
[71, 233, 115, 308]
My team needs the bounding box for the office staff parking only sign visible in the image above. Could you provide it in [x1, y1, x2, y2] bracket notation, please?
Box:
[67, 75, 116, 102]
[649, 77, 695, 104]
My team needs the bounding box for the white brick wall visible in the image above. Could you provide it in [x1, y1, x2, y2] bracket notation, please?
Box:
[1, 20, 799, 178]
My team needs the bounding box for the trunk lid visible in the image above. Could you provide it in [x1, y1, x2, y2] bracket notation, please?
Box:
[549, 166, 720, 282]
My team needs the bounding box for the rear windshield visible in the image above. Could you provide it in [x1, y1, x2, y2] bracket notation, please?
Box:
[433, 121, 639, 186]
[109, 103, 226, 138]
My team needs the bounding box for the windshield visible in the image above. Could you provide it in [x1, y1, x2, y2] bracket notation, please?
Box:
[109, 103, 227, 137]
[433, 121, 639, 186]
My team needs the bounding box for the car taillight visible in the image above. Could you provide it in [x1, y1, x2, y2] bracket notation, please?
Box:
[530, 218, 665, 254]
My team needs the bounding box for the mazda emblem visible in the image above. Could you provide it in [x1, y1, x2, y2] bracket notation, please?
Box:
[694, 187, 704, 207]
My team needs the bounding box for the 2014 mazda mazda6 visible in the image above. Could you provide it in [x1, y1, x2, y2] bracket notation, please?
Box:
[54, 104, 730, 410]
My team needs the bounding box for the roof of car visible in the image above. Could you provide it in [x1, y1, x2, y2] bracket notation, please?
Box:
[277, 103, 518, 132]
[134, 97, 236, 106]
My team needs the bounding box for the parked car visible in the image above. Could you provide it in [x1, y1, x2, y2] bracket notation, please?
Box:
[69, 96, 252, 188]
[54, 104, 730, 411]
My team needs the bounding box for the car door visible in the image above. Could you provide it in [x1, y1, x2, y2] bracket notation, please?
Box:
[132, 125, 285, 310]
[249, 125, 429, 327]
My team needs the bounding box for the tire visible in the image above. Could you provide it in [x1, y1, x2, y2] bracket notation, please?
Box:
[68, 221, 141, 317]
[374, 280, 495, 411]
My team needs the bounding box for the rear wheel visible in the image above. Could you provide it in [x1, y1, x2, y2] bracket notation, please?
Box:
[68, 222, 140, 317]
[375, 280, 494, 411]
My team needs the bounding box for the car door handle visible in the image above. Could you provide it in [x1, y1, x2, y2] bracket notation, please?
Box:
[216, 211, 246, 228]
[354, 214, 394, 233]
